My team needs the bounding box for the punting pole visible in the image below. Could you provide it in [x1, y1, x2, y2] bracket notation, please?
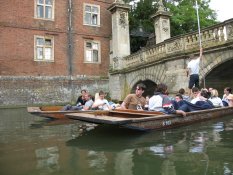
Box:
[195, 0, 206, 88]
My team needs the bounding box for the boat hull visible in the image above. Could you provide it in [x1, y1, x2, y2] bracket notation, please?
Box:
[66, 107, 233, 131]
[27, 106, 95, 119]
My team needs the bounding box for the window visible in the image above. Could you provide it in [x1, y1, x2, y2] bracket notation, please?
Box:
[35, 0, 54, 20]
[34, 36, 54, 61]
[84, 41, 100, 63]
[84, 4, 100, 26]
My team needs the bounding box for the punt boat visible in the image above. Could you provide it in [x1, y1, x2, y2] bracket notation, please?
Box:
[66, 107, 233, 131]
[27, 106, 95, 119]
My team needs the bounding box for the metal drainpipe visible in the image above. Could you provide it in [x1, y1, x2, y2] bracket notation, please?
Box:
[68, 0, 73, 76]
[68, 0, 75, 102]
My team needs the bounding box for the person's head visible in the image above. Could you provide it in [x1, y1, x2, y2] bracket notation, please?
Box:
[84, 93, 91, 101]
[99, 90, 105, 100]
[155, 83, 168, 95]
[135, 83, 146, 97]
[224, 87, 232, 95]
[208, 87, 213, 92]
[211, 89, 219, 98]
[178, 88, 185, 95]
[192, 87, 199, 97]
[175, 94, 183, 102]
[227, 94, 233, 107]
[81, 89, 87, 96]
[200, 89, 210, 99]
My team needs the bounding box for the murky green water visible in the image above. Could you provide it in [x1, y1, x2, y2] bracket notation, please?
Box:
[0, 108, 233, 175]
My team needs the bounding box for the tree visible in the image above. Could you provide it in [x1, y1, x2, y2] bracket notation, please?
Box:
[165, 0, 217, 36]
[124, 0, 217, 52]
[128, 0, 156, 52]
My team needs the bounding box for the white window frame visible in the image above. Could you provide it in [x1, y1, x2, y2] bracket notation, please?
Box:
[83, 3, 100, 27]
[35, 0, 55, 20]
[34, 35, 54, 62]
[84, 40, 101, 63]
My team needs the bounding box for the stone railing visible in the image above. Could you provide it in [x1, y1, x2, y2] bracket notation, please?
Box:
[112, 18, 233, 70]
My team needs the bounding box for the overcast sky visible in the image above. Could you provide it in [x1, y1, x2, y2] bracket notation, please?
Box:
[209, 0, 233, 21]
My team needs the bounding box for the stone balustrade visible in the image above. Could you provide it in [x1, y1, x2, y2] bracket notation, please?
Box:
[112, 19, 233, 70]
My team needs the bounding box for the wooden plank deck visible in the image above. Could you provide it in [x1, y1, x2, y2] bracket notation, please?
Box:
[66, 113, 134, 125]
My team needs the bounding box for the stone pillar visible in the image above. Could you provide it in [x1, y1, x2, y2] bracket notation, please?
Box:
[108, 1, 131, 69]
[151, 0, 171, 44]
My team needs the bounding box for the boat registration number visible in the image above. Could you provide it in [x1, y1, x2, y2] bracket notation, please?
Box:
[162, 120, 172, 126]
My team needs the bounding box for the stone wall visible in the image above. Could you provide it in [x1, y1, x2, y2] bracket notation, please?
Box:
[0, 76, 109, 107]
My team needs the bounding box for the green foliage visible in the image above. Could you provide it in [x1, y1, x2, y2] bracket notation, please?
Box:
[124, 0, 218, 52]
[166, 0, 217, 35]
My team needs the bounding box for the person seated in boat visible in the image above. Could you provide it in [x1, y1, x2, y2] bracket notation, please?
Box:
[208, 89, 223, 108]
[62, 92, 93, 111]
[121, 83, 146, 110]
[148, 83, 186, 116]
[178, 88, 190, 101]
[175, 94, 183, 102]
[92, 90, 111, 110]
[144, 95, 150, 110]
[172, 94, 183, 110]
[222, 87, 232, 106]
[176, 89, 214, 112]
[208, 87, 213, 93]
[76, 89, 87, 106]
[227, 94, 233, 107]
[82, 93, 94, 110]
[190, 87, 200, 104]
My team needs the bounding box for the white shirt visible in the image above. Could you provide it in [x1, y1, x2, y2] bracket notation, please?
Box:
[187, 57, 200, 75]
[149, 95, 163, 111]
[222, 94, 233, 105]
[94, 99, 110, 110]
[208, 97, 223, 107]
[191, 96, 206, 104]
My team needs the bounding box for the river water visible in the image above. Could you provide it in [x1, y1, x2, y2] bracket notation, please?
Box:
[0, 108, 233, 175]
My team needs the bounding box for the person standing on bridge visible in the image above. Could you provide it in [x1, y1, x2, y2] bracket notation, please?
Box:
[187, 48, 203, 96]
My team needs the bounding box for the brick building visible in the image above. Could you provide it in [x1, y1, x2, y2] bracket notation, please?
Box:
[0, 0, 115, 106]
[0, 0, 113, 76]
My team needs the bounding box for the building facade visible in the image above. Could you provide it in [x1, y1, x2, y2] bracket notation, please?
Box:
[0, 0, 113, 77]
[0, 0, 114, 106]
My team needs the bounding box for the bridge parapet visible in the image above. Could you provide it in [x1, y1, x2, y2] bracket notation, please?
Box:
[111, 19, 233, 71]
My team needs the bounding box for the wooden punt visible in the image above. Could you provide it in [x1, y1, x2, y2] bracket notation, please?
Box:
[27, 106, 95, 119]
[66, 107, 233, 131]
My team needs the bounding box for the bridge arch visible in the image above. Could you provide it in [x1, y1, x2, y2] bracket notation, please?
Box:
[130, 79, 156, 97]
[127, 64, 167, 93]
[200, 50, 233, 93]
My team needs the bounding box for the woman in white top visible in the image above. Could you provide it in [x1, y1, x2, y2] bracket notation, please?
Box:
[208, 89, 223, 107]
[227, 94, 233, 107]
[222, 87, 232, 106]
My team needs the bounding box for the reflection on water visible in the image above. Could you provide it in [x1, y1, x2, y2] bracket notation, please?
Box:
[35, 146, 60, 173]
[0, 108, 233, 175]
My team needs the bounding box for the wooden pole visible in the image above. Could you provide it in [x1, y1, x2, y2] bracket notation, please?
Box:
[195, 0, 206, 88]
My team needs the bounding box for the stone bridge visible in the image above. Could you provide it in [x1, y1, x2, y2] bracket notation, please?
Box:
[109, 19, 233, 100]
